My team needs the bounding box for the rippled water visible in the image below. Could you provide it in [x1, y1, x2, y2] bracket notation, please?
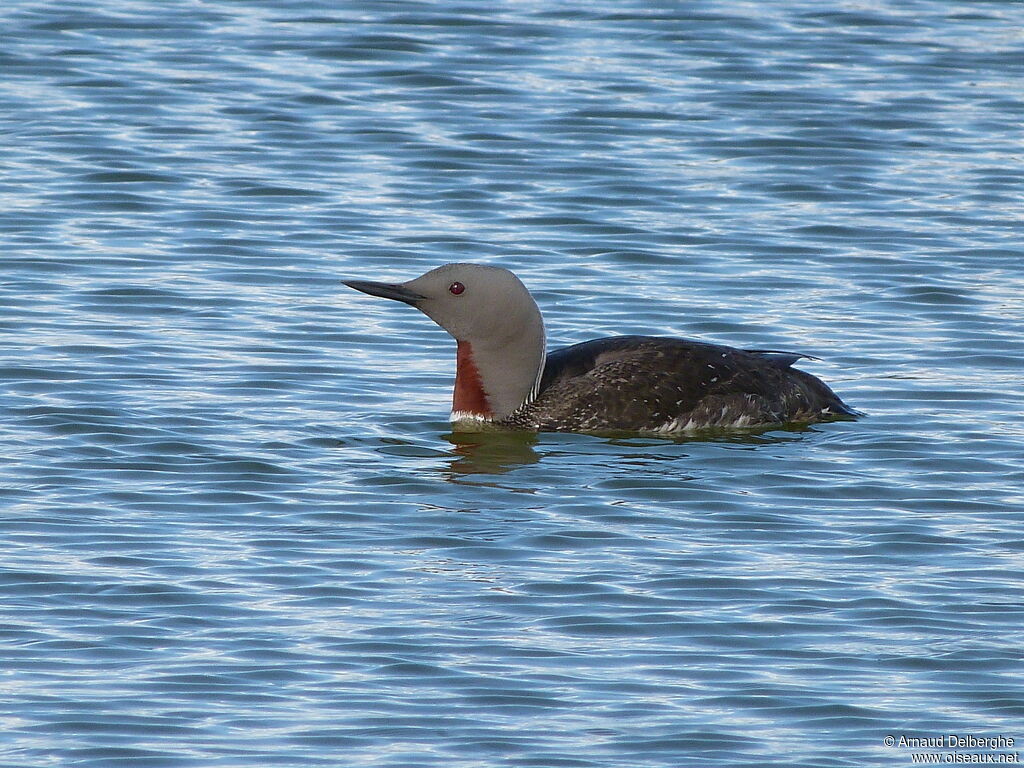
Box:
[2, 1, 1023, 766]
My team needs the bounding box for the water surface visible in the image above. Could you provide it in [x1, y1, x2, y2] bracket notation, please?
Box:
[2, 1, 1023, 766]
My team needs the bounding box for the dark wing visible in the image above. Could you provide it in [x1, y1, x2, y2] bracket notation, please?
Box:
[743, 349, 819, 367]
[520, 336, 854, 432]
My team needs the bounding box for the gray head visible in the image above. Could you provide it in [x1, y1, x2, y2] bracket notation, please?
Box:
[344, 263, 547, 420]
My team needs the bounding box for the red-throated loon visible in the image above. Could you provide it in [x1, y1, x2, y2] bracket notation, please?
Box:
[343, 263, 860, 433]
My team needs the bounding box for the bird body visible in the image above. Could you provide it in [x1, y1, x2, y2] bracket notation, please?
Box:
[343, 264, 858, 433]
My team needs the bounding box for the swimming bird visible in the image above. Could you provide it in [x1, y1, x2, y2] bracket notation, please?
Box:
[343, 263, 859, 433]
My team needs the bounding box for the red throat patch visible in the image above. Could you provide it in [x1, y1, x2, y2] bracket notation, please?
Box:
[453, 341, 492, 418]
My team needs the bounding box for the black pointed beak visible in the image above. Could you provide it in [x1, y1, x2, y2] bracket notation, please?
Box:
[342, 279, 425, 306]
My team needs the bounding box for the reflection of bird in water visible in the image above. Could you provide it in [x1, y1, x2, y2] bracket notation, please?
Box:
[345, 263, 860, 434]
[443, 431, 541, 476]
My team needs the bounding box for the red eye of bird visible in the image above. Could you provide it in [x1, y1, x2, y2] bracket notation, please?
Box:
[448, 281, 465, 295]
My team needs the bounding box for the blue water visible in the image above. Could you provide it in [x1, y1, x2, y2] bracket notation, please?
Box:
[2, 1, 1023, 766]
